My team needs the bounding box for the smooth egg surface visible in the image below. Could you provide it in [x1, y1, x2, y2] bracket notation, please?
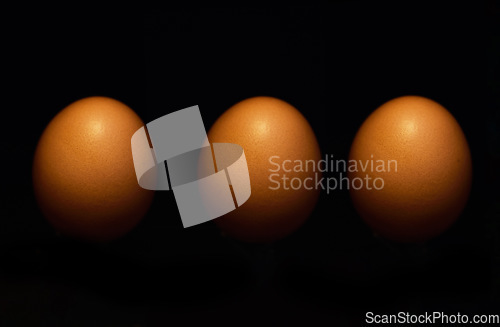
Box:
[33, 97, 154, 242]
[208, 96, 321, 243]
[349, 96, 472, 243]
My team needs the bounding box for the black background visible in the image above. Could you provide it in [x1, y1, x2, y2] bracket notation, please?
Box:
[2, 2, 499, 326]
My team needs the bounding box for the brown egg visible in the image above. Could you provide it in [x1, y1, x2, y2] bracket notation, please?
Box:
[208, 96, 321, 243]
[33, 97, 154, 242]
[349, 96, 472, 243]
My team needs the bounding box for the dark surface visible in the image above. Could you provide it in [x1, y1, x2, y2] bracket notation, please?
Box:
[2, 2, 499, 326]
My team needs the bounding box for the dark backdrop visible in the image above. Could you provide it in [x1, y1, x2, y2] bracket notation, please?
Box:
[2, 2, 499, 326]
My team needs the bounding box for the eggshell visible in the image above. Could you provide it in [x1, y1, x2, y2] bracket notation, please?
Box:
[33, 97, 154, 242]
[348, 96, 472, 242]
[208, 96, 321, 243]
